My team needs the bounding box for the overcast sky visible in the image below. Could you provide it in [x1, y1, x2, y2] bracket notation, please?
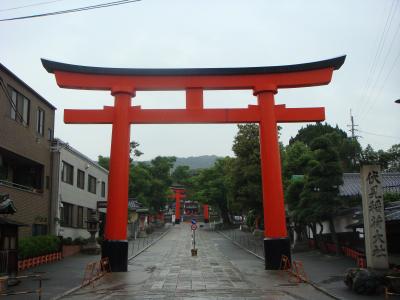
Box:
[1, 0, 399, 161]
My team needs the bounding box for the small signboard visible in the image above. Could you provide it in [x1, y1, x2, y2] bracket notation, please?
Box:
[191, 219, 196, 225]
[97, 201, 107, 209]
[191, 224, 197, 231]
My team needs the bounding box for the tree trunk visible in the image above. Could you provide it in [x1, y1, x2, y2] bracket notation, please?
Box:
[309, 223, 317, 248]
[221, 209, 230, 224]
[328, 217, 340, 256]
[318, 221, 324, 235]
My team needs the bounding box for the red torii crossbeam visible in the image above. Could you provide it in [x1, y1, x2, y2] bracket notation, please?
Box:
[42, 56, 345, 271]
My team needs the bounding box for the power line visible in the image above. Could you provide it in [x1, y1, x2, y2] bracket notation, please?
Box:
[0, 0, 65, 12]
[360, 4, 400, 122]
[0, 76, 27, 125]
[358, 129, 400, 140]
[357, 0, 398, 119]
[0, 0, 141, 22]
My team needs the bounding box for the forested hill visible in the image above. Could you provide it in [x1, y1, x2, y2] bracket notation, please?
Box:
[174, 155, 220, 169]
[133, 155, 220, 169]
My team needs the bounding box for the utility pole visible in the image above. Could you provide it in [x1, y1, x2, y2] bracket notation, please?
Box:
[347, 109, 360, 170]
[347, 109, 359, 140]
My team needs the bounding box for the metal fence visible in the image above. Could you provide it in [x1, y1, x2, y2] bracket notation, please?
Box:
[219, 228, 265, 259]
[128, 227, 170, 259]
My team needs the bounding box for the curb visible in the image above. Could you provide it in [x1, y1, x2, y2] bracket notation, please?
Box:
[52, 227, 172, 300]
[217, 230, 343, 300]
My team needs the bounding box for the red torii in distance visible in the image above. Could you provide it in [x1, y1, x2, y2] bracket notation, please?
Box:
[203, 204, 209, 223]
[170, 186, 185, 224]
[42, 56, 345, 271]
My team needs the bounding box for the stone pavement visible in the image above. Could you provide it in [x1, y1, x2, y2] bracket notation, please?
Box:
[294, 250, 400, 300]
[64, 225, 334, 300]
[3, 227, 169, 300]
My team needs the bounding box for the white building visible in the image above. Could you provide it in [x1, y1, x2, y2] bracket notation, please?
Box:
[50, 139, 108, 240]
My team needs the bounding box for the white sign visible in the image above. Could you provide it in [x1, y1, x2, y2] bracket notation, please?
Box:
[360, 165, 389, 269]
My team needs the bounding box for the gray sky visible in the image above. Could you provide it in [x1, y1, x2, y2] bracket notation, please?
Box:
[1, 0, 399, 161]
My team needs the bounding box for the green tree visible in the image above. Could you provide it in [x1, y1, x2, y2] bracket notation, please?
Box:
[300, 135, 343, 254]
[172, 165, 191, 185]
[191, 157, 234, 223]
[387, 144, 400, 171]
[285, 177, 311, 242]
[290, 123, 362, 172]
[231, 124, 262, 215]
[98, 155, 110, 170]
[98, 140, 142, 170]
[128, 162, 152, 204]
[282, 141, 313, 183]
[361, 143, 400, 172]
[145, 156, 176, 212]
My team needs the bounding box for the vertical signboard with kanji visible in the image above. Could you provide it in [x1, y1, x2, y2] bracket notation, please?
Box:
[360, 165, 388, 269]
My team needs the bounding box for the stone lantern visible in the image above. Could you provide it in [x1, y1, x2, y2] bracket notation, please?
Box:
[82, 211, 101, 254]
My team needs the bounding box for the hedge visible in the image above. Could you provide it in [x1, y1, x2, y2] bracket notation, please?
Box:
[19, 235, 61, 259]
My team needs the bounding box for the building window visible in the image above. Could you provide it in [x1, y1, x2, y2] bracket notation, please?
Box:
[77, 169, 85, 189]
[61, 202, 73, 227]
[36, 107, 45, 136]
[77, 206, 83, 228]
[9, 87, 30, 126]
[101, 181, 106, 197]
[88, 175, 97, 194]
[48, 128, 53, 141]
[61, 161, 73, 185]
[32, 224, 48, 236]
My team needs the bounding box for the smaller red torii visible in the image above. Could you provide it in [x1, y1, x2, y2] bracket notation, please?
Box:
[170, 186, 185, 224]
[42, 56, 345, 271]
[203, 204, 209, 223]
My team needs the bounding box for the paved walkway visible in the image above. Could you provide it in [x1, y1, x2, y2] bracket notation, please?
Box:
[220, 228, 400, 300]
[3, 227, 169, 300]
[64, 224, 333, 300]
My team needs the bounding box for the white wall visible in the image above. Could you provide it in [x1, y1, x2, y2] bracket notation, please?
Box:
[55, 145, 108, 239]
[307, 214, 355, 238]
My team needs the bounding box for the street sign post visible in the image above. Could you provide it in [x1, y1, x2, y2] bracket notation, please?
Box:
[191, 222, 197, 256]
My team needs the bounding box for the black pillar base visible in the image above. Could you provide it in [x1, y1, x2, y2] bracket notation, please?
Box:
[101, 240, 128, 272]
[175, 219, 181, 224]
[204, 219, 209, 223]
[264, 238, 291, 270]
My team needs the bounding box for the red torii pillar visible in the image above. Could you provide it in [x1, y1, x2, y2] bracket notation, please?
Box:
[171, 186, 185, 224]
[203, 204, 209, 223]
[42, 56, 345, 271]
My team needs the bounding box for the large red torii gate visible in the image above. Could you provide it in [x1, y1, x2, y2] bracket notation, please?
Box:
[42, 56, 345, 271]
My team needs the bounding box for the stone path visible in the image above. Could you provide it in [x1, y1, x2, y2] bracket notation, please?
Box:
[64, 225, 334, 300]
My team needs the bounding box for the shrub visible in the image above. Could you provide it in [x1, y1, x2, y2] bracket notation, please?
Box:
[72, 237, 88, 245]
[19, 235, 61, 259]
[62, 237, 72, 245]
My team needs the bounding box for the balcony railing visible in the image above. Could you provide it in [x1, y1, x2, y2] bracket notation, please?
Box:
[0, 180, 42, 193]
